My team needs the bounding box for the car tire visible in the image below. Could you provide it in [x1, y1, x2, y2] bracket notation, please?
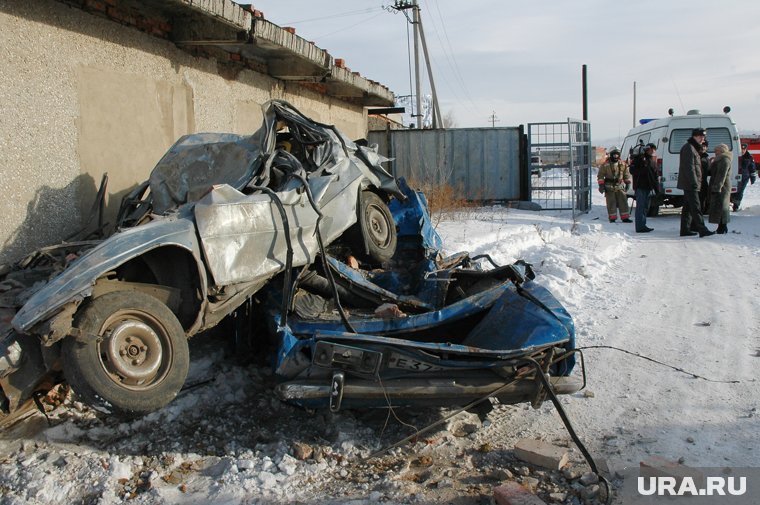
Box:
[354, 190, 397, 263]
[62, 290, 189, 417]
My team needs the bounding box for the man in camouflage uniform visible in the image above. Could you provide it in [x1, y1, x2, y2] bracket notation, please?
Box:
[597, 147, 632, 223]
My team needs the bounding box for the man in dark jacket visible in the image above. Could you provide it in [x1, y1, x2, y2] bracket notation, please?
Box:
[630, 143, 659, 233]
[677, 128, 714, 237]
[732, 143, 756, 211]
[698, 141, 710, 214]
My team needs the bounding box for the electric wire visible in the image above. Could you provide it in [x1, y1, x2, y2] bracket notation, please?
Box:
[377, 376, 419, 439]
[469, 253, 500, 269]
[370, 350, 609, 502]
[367, 374, 526, 460]
[413, 0, 466, 114]
[419, 0, 481, 117]
[367, 343, 731, 503]
[249, 184, 295, 328]
[311, 11, 387, 42]
[405, 11, 414, 118]
[576, 345, 740, 383]
[389, 4, 427, 125]
[429, 0, 480, 114]
[671, 77, 687, 115]
[275, 7, 384, 26]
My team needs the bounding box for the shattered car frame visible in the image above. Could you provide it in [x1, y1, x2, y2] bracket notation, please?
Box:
[1, 100, 402, 417]
[0, 100, 582, 422]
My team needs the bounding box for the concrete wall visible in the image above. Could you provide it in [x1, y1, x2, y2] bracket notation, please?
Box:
[0, 1, 368, 264]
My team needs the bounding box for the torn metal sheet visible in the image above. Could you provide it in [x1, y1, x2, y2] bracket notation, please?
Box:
[194, 171, 362, 286]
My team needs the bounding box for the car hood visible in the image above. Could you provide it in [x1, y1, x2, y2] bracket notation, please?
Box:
[148, 100, 401, 215]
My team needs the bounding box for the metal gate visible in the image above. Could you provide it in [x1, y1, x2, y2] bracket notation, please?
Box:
[368, 127, 526, 201]
[528, 119, 592, 216]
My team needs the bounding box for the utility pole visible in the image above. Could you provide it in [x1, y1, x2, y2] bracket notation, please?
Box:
[488, 111, 499, 128]
[633, 81, 637, 128]
[412, 1, 422, 128]
[416, 6, 441, 128]
[392, 0, 440, 128]
[582, 64, 588, 121]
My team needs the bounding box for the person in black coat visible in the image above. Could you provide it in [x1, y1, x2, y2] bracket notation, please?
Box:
[698, 141, 710, 214]
[630, 143, 659, 233]
[676, 128, 713, 237]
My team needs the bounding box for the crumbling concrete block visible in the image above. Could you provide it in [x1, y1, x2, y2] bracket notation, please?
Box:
[514, 439, 569, 470]
[494, 482, 547, 505]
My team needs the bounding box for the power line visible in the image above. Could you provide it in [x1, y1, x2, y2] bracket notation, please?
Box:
[421, 0, 482, 116]
[275, 7, 384, 26]
[381, 4, 416, 123]
[417, 0, 465, 107]
[310, 11, 386, 41]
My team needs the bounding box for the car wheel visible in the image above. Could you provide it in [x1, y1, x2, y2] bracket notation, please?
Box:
[355, 190, 397, 263]
[62, 290, 189, 416]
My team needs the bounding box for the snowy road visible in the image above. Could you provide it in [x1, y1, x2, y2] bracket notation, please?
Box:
[587, 222, 760, 468]
[436, 187, 760, 473]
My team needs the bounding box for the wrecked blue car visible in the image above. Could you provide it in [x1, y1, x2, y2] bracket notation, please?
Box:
[264, 180, 581, 411]
[0, 100, 580, 422]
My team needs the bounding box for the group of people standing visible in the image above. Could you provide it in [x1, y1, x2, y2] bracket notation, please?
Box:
[595, 142, 662, 233]
[596, 128, 756, 236]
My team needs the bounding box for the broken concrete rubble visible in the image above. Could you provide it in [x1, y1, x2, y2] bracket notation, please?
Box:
[291, 442, 313, 461]
[514, 439, 570, 470]
[494, 481, 547, 505]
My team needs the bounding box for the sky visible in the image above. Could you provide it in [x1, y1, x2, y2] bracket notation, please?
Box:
[250, 0, 760, 146]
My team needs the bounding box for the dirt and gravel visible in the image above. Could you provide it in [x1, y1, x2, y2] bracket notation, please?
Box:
[0, 337, 608, 505]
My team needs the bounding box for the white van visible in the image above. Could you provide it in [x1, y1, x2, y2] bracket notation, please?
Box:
[530, 152, 543, 175]
[620, 109, 740, 216]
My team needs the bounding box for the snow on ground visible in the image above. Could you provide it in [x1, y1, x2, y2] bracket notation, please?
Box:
[1, 183, 759, 504]
[436, 183, 760, 471]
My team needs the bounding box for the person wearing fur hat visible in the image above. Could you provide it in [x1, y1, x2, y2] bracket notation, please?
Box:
[708, 143, 733, 234]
